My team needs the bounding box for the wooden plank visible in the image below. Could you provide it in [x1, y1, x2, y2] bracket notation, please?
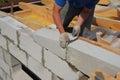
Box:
[97, 0, 111, 5]
[89, 69, 115, 80]
[41, 0, 54, 6]
[95, 8, 120, 18]
[18, 2, 54, 24]
[93, 16, 120, 32]
[99, 38, 111, 46]
[13, 15, 46, 30]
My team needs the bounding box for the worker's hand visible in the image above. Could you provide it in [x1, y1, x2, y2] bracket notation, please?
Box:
[59, 32, 70, 49]
[72, 26, 81, 37]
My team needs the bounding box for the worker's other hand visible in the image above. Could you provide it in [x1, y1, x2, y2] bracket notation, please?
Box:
[59, 32, 70, 49]
[72, 26, 80, 37]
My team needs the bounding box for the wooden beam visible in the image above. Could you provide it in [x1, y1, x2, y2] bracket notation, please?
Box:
[97, 0, 111, 5]
[13, 15, 46, 30]
[14, 2, 54, 29]
[95, 8, 120, 18]
[93, 16, 120, 32]
[41, 0, 54, 6]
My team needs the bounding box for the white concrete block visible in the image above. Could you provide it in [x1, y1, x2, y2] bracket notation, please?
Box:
[0, 16, 28, 29]
[44, 49, 81, 80]
[12, 69, 33, 80]
[8, 43, 27, 66]
[0, 16, 30, 44]
[12, 64, 22, 74]
[3, 49, 12, 66]
[2, 48, 20, 67]
[67, 40, 120, 76]
[0, 16, 21, 44]
[6, 75, 12, 80]
[0, 57, 10, 75]
[52, 74, 61, 80]
[33, 28, 66, 59]
[0, 35, 7, 49]
[18, 29, 42, 63]
[0, 68, 7, 80]
[28, 56, 52, 80]
[0, 47, 3, 59]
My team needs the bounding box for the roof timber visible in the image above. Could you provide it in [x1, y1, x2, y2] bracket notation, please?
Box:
[93, 16, 120, 32]
[97, 0, 111, 5]
[95, 8, 120, 18]
[13, 2, 54, 30]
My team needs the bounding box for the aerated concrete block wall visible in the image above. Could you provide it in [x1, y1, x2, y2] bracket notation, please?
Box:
[0, 15, 120, 80]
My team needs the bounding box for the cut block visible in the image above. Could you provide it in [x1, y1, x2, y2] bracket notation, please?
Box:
[0, 47, 3, 59]
[44, 49, 82, 80]
[33, 28, 66, 59]
[8, 43, 27, 66]
[3, 48, 20, 67]
[28, 56, 52, 80]
[0, 16, 28, 44]
[0, 57, 10, 75]
[67, 40, 120, 76]
[12, 69, 33, 80]
[18, 28, 42, 63]
[0, 68, 7, 80]
[0, 35, 7, 50]
[52, 73, 61, 80]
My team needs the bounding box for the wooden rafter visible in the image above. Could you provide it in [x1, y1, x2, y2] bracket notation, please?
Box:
[93, 16, 120, 32]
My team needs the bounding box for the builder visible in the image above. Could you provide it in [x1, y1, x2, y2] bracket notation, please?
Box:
[53, 0, 99, 48]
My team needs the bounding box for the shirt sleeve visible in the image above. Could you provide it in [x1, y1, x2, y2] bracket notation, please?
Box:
[86, 0, 99, 9]
[55, 0, 66, 7]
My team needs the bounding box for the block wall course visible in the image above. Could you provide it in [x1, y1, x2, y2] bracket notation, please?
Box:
[67, 40, 120, 76]
[8, 42, 28, 66]
[0, 57, 11, 75]
[0, 67, 7, 80]
[0, 47, 4, 60]
[0, 35, 7, 50]
[0, 15, 120, 80]
[28, 55, 52, 80]
[33, 28, 66, 59]
[18, 29, 42, 63]
[0, 16, 24, 44]
[44, 49, 82, 80]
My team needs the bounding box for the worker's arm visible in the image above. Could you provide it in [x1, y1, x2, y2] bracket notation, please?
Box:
[76, 7, 91, 27]
[72, 7, 92, 37]
[53, 3, 70, 49]
[53, 3, 65, 33]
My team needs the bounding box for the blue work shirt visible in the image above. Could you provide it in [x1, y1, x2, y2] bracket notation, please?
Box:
[55, 0, 99, 9]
